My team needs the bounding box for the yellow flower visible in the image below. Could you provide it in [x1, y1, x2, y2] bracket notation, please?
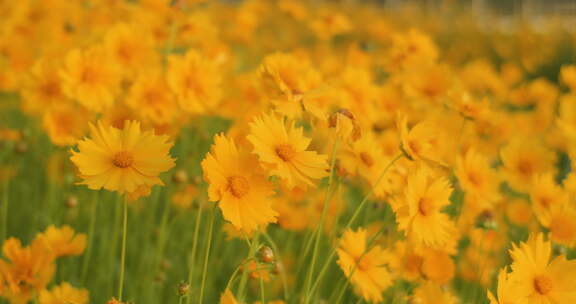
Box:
[220, 289, 238, 304]
[397, 115, 444, 165]
[500, 139, 554, 193]
[258, 52, 323, 118]
[455, 148, 500, 204]
[70, 120, 175, 195]
[125, 69, 176, 124]
[337, 228, 392, 303]
[544, 202, 576, 247]
[561, 65, 576, 93]
[507, 233, 576, 303]
[488, 267, 518, 304]
[21, 58, 67, 115]
[42, 103, 89, 146]
[202, 134, 277, 233]
[39, 282, 89, 304]
[60, 46, 121, 112]
[0, 238, 55, 303]
[247, 113, 328, 189]
[529, 173, 569, 225]
[309, 8, 352, 41]
[34, 225, 86, 258]
[393, 167, 457, 248]
[167, 49, 221, 114]
[411, 282, 457, 304]
[103, 23, 157, 79]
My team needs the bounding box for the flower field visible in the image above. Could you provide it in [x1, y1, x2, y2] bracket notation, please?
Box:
[1, 0, 576, 303]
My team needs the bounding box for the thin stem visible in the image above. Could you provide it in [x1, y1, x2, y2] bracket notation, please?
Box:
[81, 191, 99, 283]
[303, 138, 339, 303]
[1, 179, 9, 242]
[259, 275, 266, 304]
[308, 154, 403, 298]
[262, 232, 289, 301]
[238, 234, 259, 302]
[185, 203, 203, 304]
[199, 206, 216, 303]
[118, 198, 128, 301]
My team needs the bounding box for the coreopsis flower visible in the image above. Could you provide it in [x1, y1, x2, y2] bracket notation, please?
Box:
[487, 268, 518, 304]
[387, 29, 438, 71]
[39, 282, 89, 304]
[60, 46, 121, 112]
[393, 167, 457, 249]
[220, 289, 238, 304]
[542, 202, 576, 247]
[411, 282, 457, 304]
[397, 115, 445, 165]
[167, 49, 221, 114]
[309, 8, 352, 41]
[42, 103, 89, 146]
[529, 173, 569, 224]
[125, 69, 177, 124]
[560, 65, 576, 92]
[70, 120, 175, 195]
[0, 238, 55, 303]
[34, 225, 86, 258]
[247, 112, 328, 189]
[202, 134, 277, 233]
[258, 52, 324, 118]
[455, 149, 500, 204]
[103, 23, 157, 79]
[328, 109, 361, 143]
[21, 58, 67, 115]
[507, 233, 576, 303]
[337, 228, 392, 303]
[500, 139, 554, 192]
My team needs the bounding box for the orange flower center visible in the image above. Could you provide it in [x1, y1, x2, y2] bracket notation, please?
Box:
[275, 144, 296, 161]
[418, 197, 433, 216]
[359, 152, 374, 167]
[534, 275, 553, 295]
[112, 151, 134, 168]
[517, 159, 534, 177]
[81, 67, 98, 83]
[227, 176, 250, 198]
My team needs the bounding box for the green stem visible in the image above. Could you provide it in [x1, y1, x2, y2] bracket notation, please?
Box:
[259, 275, 266, 304]
[308, 154, 403, 298]
[118, 198, 128, 300]
[185, 202, 204, 304]
[262, 232, 289, 301]
[81, 191, 99, 283]
[238, 234, 259, 302]
[199, 206, 216, 303]
[303, 138, 339, 302]
[1, 179, 8, 242]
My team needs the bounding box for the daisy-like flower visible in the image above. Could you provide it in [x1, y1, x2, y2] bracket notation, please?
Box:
[247, 113, 328, 189]
[70, 120, 175, 195]
[455, 148, 500, 204]
[103, 23, 157, 79]
[167, 49, 221, 114]
[411, 282, 457, 304]
[337, 228, 392, 303]
[507, 233, 576, 303]
[125, 69, 177, 124]
[488, 267, 517, 304]
[21, 58, 67, 115]
[202, 134, 277, 233]
[39, 282, 89, 304]
[42, 103, 90, 147]
[500, 139, 554, 193]
[397, 114, 444, 165]
[34, 225, 86, 258]
[393, 167, 457, 248]
[60, 46, 121, 112]
[529, 172, 569, 224]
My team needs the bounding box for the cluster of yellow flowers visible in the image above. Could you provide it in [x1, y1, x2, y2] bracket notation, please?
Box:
[0, 226, 87, 303]
[2, 0, 576, 303]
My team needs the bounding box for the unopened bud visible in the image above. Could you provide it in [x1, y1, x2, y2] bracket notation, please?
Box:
[173, 169, 188, 184]
[65, 196, 78, 209]
[257, 246, 275, 264]
[177, 281, 190, 296]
